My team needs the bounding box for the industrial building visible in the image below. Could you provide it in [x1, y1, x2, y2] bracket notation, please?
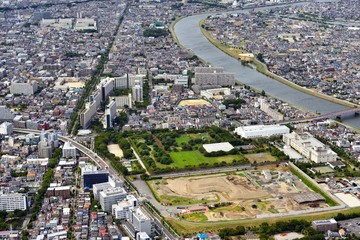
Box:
[234, 124, 290, 139]
[202, 142, 234, 153]
[312, 219, 338, 232]
[283, 132, 338, 163]
[292, 192, 326, 204]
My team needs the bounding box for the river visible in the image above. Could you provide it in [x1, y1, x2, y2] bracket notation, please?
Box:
[174, 4, 360, 129]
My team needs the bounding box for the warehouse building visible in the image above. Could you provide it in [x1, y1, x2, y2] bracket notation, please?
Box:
[234, 124, 290, 139]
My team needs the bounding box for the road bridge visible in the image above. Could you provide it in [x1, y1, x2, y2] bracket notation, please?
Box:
[281, 107, 360, 124]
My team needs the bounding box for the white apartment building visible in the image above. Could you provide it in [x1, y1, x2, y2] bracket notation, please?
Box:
[283, 132, 338, 163]
[234, 124, 290, 139]
[112, 194, 138, 220]
[0, 122, 13, 135]
[99, 187, 127, 212]
[27, 157, 49, 166]
[62, 141, 77, 158]
[113, 94, 132, 109]
[132, 85, 143, 102]
[10, 81, 38, 95]
[0, 193, 27, 212]
[258, 98, 284, 121]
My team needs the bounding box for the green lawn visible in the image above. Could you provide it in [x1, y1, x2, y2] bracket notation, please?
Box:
[175, 136, 191, 145]
[175, 133, 212, 145]
[169, 150, 244, 168]
[182, 212, 208, 222]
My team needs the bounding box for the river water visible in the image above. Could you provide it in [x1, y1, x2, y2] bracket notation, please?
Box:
[174, 5, 360, 129]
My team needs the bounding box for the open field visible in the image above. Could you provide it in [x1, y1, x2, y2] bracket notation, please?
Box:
[178, 99, 211, 106]
[312, 166, 334, 174]
[175, 133, 212, 145]
[245, 152, 277, 163]
[107, 144, 123, 158]
[169, 150, 244, 168]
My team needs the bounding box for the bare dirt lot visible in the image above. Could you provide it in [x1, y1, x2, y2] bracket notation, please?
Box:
[149, 168, 329, 222]
[151, 174, 269, 203]
[107, 144, 124, 158]
[178, 99, 212, 106]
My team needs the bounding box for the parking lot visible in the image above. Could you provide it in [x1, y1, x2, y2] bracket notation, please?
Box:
[338, 218, 360, 236]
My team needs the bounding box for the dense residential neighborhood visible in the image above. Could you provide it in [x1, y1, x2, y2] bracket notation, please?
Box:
[0, 0, 360, 239]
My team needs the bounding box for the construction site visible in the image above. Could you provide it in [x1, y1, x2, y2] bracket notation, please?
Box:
[148, 166, 330, 221]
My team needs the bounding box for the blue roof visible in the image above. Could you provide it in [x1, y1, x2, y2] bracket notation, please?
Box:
[197, 233, 208, 239]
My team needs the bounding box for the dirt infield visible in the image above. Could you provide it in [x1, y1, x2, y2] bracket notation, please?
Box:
[107, 144, 124, 158]
[178, 99, 212, 106]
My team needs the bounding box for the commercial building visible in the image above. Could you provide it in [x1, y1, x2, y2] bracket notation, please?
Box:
[83, 170, 109, 189]
[10, 81, 38, 95]
[112, 194, 138, 219]
[312, 219, 338, 232]
[0, 193, 27, 212]
[234, 124, 290, 139]
[99, 187, 127, 212]
[130, 208, 154, 236]
[283, 132, 338, 163]
[62, 141, 77, 158]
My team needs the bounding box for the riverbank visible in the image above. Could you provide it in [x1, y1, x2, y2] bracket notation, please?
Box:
[198, 19, 359, 109]
[170, 16, 209, 65]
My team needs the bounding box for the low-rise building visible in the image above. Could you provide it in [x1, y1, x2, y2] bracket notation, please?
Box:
[234, 125, 290, 139]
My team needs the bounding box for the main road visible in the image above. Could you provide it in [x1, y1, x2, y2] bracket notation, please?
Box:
[173, 2, 360, 129]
